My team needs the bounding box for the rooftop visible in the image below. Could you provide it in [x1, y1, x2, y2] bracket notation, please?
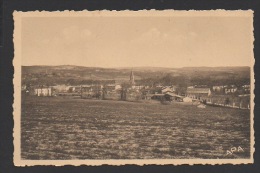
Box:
[187, 88, 210, 94]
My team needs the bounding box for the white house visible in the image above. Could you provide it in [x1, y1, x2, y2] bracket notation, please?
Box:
[52, 85, 70, 92]
[186, 88, 211, 99]
[34, 87, 52, 96]
[212, 85, 224, 92]
[115, 84, 122, 90]
[225, 87, 238, 94]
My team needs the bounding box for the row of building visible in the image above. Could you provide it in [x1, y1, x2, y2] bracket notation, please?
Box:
[22, 70, 251, 103]
[211, 84, 250, 94]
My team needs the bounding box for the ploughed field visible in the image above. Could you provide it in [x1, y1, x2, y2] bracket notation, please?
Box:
[21, 96, 251, 160]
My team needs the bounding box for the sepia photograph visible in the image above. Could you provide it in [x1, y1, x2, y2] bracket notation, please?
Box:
[13, 10, 254, 166]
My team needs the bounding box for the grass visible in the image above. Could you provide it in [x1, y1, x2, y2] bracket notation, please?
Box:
[21, 96, 251, 160]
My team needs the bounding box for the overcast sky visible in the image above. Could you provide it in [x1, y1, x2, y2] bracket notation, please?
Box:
[21, 15, 253, 67]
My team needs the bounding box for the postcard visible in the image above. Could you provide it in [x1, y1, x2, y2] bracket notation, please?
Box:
[13, 10, 254, 166]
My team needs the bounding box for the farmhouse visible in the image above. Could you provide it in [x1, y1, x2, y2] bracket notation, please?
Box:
[186, 88, 211, 100]
[81, 85, 103, 99]
[132, 85, 144, 90]
[81, 85, 92, 93]
[212, 85, 225, 92]
[225, 87, 237, 94]
[74, 86, 83, 93]
[52, 85, 70, 93]
[92, 85, 103, 92]
[34, 87, 52, 96]
[21, 85, 27, 91]
[161, 86, 175, 94]
[115, 84, 122, 90]
[104, 84, 117, 92]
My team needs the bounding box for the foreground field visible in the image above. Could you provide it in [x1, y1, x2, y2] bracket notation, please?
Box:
[21, 96, 251, 159]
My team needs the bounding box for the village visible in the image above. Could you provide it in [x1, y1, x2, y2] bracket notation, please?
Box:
[21, 69, 251, 109]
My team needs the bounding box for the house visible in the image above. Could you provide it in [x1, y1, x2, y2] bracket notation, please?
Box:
[225, 87, 238, 94]
[144, 93, 154, 100]
[212, 85, 225, 92]
[155, 85, 163, 89]
[74, 86, 83, 93]
[91, 85, 103, 92]
[21, 85, 27, 91]
[146, 85, 165, 95]
[115, 84, 122, 90]
[34, 87, 52, 96]
[52, 85, 70, 93]
[186, 88, 211, 100]
[161, 86, 175, 94]
[132, 85, 144, 90]
[81, 85, 103, 99]
[103, 84, 118, 93]
[195, 85, 208, 88]
[171, 86, 177, 92]
[242, 85, 250, 92]
[82, 85, 102, 93]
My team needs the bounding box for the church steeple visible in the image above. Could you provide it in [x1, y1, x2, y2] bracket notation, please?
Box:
[129, 69, 135, 86]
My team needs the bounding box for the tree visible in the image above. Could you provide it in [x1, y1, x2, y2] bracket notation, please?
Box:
[120, 82, 131, 100]
[224, 98, 230, 106]
[161, 74, 174, 86]
[102, 84, 107, 100]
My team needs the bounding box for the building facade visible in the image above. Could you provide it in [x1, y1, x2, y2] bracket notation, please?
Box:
[186, 88, 211, 100]
[34, 87, 52, 96]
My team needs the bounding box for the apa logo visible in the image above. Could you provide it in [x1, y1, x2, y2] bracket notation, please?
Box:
[226, 146, 244, 155]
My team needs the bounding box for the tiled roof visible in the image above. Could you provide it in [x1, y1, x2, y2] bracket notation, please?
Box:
[165, 93, 182, 98]
[187, 88, 210, 94]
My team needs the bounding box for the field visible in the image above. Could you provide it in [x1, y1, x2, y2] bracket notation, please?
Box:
[21, 96, 251, 160]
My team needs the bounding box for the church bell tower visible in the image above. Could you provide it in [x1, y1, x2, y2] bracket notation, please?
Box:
[129, 69, 135, 86]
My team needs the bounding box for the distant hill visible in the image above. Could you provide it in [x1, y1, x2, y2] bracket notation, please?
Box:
[180, 66, 250, 72]
[22, 65, 250, 86]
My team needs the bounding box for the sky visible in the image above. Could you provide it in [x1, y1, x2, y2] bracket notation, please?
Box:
[21, 14, 253, 68]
